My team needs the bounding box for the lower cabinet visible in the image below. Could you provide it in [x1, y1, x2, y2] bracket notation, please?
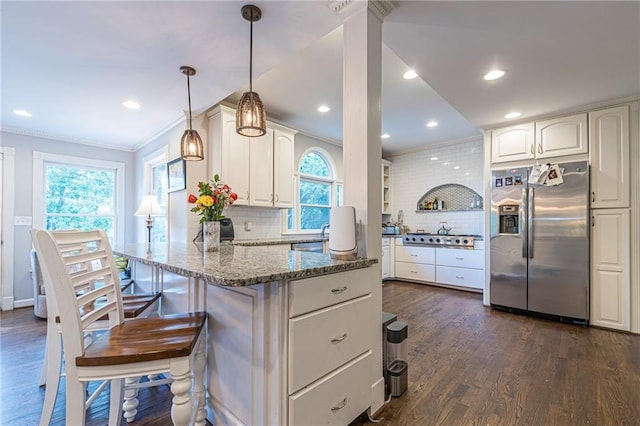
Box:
[395, 244, 435, 282]
[287, 268, 377, 425]
[591, 209, 630, 331]
[382, 238, 390, 279]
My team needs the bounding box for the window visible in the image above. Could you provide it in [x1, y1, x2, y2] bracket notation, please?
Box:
[143, 149, 168, 243]
[287, 149, 342, 232]
[33, 152, 125, 245]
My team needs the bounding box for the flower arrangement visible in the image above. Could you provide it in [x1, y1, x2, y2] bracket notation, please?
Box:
[188, 174, 238, 223]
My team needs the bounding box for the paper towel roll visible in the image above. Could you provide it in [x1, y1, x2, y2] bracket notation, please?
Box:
[329, 206, 357, 260]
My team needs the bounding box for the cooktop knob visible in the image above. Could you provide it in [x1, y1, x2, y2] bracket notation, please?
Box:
[436, 238, 440, 243]
[463, 239, 469, 244]
[455, 239, 460, 244]
[428, 238, 434, 243]
[419, 237, 425, 242]
[411, 237, 416, 242]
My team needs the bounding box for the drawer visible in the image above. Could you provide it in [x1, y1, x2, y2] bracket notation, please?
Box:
[289, 350, 372, 426]
[289, 267, 372, 317]
[395, 245, 435, 264]
[382, 238, 390, 247]
[395, 261, 435, 282]
[436, 248, 484, 269]
[289, 294, 372, 393]
[436, 265, 484, 289]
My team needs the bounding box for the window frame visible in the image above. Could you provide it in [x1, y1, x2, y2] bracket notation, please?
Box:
[283, 148, 342, 234]
[142, 148, 168, 243]
[33, 151, 126, 245]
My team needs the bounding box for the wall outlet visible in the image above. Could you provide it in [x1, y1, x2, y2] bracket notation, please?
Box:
[14, 216, 32, 226]
[244, 221, 253, 231]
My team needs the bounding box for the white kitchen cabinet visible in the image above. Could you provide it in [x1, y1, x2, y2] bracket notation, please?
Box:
[395, 242, 435, 282]
[491, 123, 535, 164]
[591, 209, 630, 331]
[535, 112, 588, 159]
[382, 160, 392, 214]
[208, 105, 297, 208]
[435, 247, 484, 291]
[287, 268, 376, 425]
[381, 238, 390, 279]
[589, 105, 630, 209]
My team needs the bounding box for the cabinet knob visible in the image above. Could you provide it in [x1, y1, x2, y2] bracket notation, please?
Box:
[537, 144, 543, 154]
[530, 144, 535, 155]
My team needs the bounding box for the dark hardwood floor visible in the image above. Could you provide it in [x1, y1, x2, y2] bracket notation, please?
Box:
[2, 281, 639, 425]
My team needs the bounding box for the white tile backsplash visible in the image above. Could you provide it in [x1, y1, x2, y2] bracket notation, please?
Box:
[224, 205, 283, 240]
[388, 138, 485, 236]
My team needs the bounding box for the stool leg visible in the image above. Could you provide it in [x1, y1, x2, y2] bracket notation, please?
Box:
[109, 378, 124, 426]
[169, 359, 193, 426]
[122, 376, 140, 423]
[192, 334, 207, 426]
[39, 330, 62, 426]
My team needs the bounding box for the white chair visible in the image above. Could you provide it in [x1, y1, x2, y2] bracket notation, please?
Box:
[32, 229, 207, 426]
[34, 235, 163, 425]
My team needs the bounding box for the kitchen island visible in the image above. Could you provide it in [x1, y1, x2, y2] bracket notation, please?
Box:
[113, 242, 384, 426]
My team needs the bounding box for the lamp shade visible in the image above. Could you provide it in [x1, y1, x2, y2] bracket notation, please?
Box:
[181, 129, 204, 161]
[236, 91, 266, 137]
[134, 194, 163, 216]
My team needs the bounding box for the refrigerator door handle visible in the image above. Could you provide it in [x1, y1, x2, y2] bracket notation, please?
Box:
[528, 187, 534, 258]
[522, 188, 528, 258]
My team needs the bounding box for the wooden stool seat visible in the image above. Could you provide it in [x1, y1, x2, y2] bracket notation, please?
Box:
[54, 292, 162, 322]
[77, 312, 206, 367]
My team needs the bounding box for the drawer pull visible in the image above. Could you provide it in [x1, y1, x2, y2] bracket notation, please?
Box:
[410, 254, 418, 257]
[410, 270, 418, 274]
[455, 257, 464, 260]
[331, 333, 348, 343]
[331, 397, 348, 412]
[455, 276, 464, 279]
[331, 286, 347, 294]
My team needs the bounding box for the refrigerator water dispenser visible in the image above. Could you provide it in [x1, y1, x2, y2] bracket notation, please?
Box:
[499, 204, 520, 234]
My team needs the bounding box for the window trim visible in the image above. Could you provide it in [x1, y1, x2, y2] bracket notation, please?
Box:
[142, 147, 168, 243]
[33, 151, 126, 245]
[283, 147, 340, 234]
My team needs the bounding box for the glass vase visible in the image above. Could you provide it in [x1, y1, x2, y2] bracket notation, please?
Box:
[203, 221, 220, 252]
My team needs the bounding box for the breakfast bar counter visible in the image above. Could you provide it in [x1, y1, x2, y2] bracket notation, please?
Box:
[113, 242, 384, 426]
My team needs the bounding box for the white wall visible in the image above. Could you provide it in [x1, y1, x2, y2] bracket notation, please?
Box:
[388, 137, 484, 236]
[0, 131, 136, 305]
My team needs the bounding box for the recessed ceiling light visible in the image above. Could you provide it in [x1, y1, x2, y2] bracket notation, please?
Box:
[483, 69, 505, 81]
[426, 121, 439, 128]
[13, 109, 32, 117]
[403, 70, 418, 80]
[443, 162, 450, 166]
[123, 100, 141, 109]
[317, 105, 330, 113]
[505, 111, 522, 119]
[430, 156, 438, 161]
[381, 133, 390, 139]
[454, 166, 460, 170]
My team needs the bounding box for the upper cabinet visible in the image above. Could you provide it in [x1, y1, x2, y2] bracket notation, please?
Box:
[491, 123, 535, 163]
[535, 113, 588, 159]
[382, 160, 392, 214]
[491, 113, 588, 164]
[208, 105, 297, 208]
[589, 105, 630, 209]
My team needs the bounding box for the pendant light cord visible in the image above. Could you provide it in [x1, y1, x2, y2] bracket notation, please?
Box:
[249, 8, 253, 93]
[187, 73, 193, 131]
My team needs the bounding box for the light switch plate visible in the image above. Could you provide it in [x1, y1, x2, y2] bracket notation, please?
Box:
[15, 216, 32, 226]
[245, 221, 253, 231]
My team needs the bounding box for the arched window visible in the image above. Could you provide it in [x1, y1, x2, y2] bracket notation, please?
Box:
[287, 149, 342, 232]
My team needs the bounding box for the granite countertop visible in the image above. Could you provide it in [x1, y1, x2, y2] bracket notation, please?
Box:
[113, 242, 375, 287]
[232, 235, 327, 246]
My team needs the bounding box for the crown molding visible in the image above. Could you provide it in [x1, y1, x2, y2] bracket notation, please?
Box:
[1, 127, 135, 152]
[329, 0, 395, 22]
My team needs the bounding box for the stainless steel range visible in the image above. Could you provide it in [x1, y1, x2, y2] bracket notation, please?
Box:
[402, 233, 475, 248]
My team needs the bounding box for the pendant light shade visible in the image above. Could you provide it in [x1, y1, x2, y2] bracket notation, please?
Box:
[180, 65, 204, 161]
[236, 4, 266, 137]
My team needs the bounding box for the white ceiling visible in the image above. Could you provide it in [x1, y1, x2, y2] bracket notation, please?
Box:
[2, 1, 639, 156]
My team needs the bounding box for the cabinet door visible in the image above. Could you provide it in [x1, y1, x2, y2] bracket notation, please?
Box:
[381, 244, 389, 279]
[249, 129, 274, 207]
[589, 105, 630, 208]
[491, 123, 535, 164]
[591, 209, 630, 331]
[535, 113, 588, 159]
[273, 129, 295, 208]
[222, 119, 250, 205]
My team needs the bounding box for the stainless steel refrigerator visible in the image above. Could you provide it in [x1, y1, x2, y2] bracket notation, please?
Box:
[490, 161, 589, 322]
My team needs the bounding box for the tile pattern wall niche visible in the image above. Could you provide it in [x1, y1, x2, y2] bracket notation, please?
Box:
[389, 138, 484, 236]
[416, 184, 483, 212]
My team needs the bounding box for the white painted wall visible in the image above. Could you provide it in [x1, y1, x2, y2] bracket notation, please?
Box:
[388, 137, 484, 236]
[0, 131, 136, 307]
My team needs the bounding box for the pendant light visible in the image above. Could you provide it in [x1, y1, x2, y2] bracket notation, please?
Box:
[236, 4, 266, 137]
[180, 65, 204, 161]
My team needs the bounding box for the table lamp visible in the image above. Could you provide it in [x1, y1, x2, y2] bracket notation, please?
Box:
[134, 194, 163, 247]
